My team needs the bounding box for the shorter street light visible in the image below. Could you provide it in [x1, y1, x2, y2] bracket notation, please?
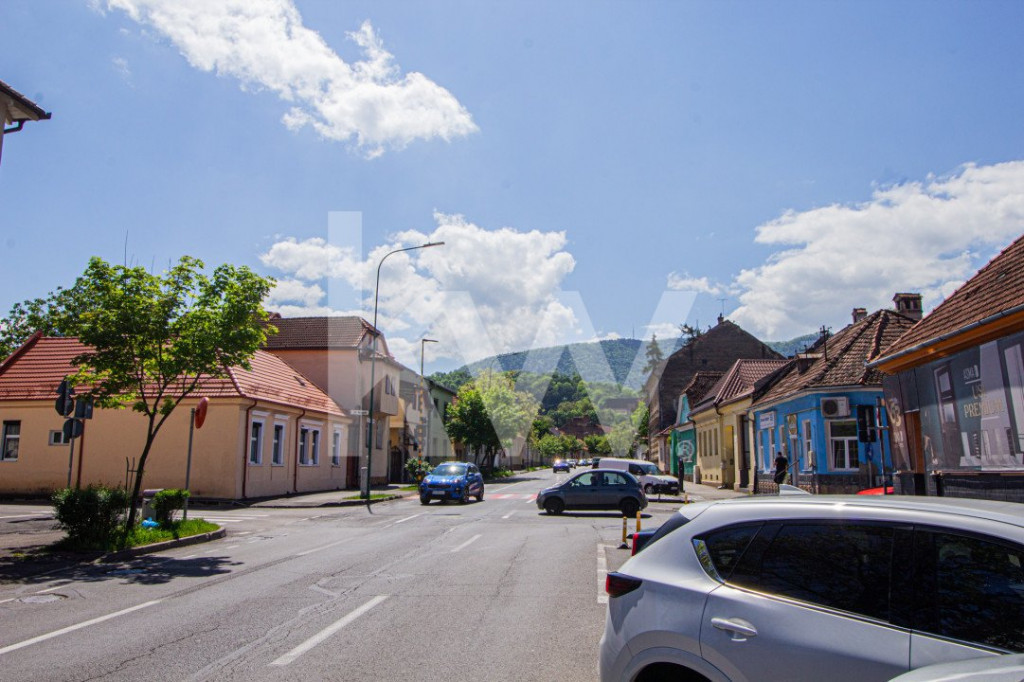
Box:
[365, 242, 444, 504]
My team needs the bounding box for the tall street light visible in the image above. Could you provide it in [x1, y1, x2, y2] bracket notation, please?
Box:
[420, 337, 438, 463]
[365, 241, 444, 503]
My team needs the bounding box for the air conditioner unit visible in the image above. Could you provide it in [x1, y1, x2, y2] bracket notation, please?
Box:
[821, 397, 850, 418]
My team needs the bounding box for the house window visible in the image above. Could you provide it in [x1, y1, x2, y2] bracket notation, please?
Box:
[49, 430, 69, 446]
[332, 429, 342, 466]
[375, 420, 384, 449]
[249, 420, 264, 465]
[2, 422, 20, 461]
[310, 429, 320, 465]
[272, 423, 285, 466]
[829, 420, 859, 470]
[299, 427, 309, 465]
[802, 419, 813, 470]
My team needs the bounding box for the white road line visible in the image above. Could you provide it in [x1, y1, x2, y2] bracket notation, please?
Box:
[451, 534, 481, 553]
[502, 511, 516, 519]
[392, 514, 421, 525]
[597, 544, 613, 604]
[180, 554, 197, 560]
[0, 513, 52, 520]
[270, 595, 388, 666]
[296, 539, 348, 557]
[0, 598, 16, 604]
[0, 600, 162, 656]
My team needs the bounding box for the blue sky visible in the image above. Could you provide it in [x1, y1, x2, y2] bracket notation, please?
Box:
[3, 0, 1024, 372]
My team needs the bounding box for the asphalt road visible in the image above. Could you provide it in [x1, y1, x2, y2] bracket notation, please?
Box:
[0, 469, 688, 681]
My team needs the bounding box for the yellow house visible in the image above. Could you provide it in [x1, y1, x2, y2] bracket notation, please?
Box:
[0, 334, 351, 500]
[262, 316, 401, 487]
[690, 359, 788, 489]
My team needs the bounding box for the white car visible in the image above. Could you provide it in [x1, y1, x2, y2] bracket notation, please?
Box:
[598, 457, 680, 496]
[600, 495, 1024, 682]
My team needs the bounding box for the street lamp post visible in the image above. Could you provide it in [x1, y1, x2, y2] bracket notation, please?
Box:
[365, 242, 444, 504]
[420, 337, 438, 464]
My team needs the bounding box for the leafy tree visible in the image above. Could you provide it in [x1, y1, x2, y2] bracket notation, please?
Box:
[0, 287, 80, 359]
[45, 256, 273, 534]
[642, 334, 664, 374]
[444, 384, 500, 469]
[631, 402, 650, 455]
[428, 367, 473, 392]
[536, 433, 564, 464]
[583, 434, 611, 456]
[607, 420, 635, 457]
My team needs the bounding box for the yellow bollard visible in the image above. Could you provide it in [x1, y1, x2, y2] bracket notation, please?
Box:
[619, 515, 629, 549]
[636, 510, 642, 534]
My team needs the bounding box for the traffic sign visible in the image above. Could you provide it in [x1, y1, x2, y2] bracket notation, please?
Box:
[62, 418, 83, 440]
[54, 379, 74, 416]
[350, 409, 369, 415]
[194, 397, 209, 429]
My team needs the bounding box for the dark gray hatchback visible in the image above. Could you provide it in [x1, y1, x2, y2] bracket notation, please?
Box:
[536, 468, 647, 517]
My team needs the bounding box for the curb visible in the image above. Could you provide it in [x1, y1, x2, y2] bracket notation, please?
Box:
[99, 527, 228, 562]
[251, 494, 410, 509]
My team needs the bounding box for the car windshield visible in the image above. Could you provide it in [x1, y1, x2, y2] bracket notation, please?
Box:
[638, 463, 661, 476]
[431, 464, 466, 476]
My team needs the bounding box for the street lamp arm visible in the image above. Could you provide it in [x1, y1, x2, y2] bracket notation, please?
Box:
[372, 242, 445, 329]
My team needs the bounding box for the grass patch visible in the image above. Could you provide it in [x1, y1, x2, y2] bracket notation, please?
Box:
[342, 493, 393, 501]
[51, 518, 220, 553]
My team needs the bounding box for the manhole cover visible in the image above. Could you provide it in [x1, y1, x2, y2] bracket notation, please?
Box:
[19, 594, 65, 604]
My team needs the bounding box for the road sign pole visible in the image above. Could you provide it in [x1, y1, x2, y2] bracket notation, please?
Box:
[184, 407, 195, 521]
[66, 434, 76, 489]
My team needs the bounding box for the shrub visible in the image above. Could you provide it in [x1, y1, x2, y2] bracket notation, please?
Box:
[151, 488, 190, 526]
[51, 485, 129, 550]
[490, 467, 513, 480]
[404, 458, 433, 483]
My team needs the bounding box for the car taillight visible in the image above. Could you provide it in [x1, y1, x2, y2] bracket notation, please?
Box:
[605, 572, 642, 598]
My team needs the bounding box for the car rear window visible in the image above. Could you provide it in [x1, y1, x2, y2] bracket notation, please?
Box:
[640, 511, 693, 550]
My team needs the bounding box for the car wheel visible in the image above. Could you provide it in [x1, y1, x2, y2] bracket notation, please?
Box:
[620, 498, 640, 518]
[644, 484, 654, 495]
[476, 491, 484, 502]
[544, 498, 565, 515]
[420, 495, 431, 505]
[459, 489, 469, 504]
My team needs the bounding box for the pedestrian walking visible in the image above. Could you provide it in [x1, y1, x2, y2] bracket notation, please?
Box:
[773, 452, 789, 485]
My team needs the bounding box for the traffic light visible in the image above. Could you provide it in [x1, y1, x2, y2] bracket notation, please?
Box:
[54, 379, 75, 417]
[856, 404, 877, 443]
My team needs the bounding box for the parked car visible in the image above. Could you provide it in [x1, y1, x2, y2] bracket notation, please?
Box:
[536, 468, 647, 517]
[579, 458, 592, 467]
[553, 459, 571, 473]
[600, 495, 1024, 682]
[419, 462, 484, 504]
[598, 457, 680, 496]
[567, 459, 577, 468]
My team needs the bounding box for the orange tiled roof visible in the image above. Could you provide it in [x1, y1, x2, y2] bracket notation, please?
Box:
[878, 233, 1024, 361]
[692, 359, 789, 414]
[264, 316, 377, 350]
[754, 309, 918, 405]
[0, 336, 343, 416]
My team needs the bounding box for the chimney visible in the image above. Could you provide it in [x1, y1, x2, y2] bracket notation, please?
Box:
[893, 293, 923, 321]
[852, 307, 867, 323]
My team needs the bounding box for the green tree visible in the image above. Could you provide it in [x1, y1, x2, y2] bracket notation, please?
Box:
[631, 402, 650, 455]
[583, 434, 611, 456]
[642, 334, 664, 374]
[444, 385, 500, 470]
[53, 256, 273, 534]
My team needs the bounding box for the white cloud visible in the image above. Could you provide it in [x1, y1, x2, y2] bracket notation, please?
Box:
[107, 0, 478, 156]
[266, 278, 325, 307]
[667, 272, 723, 296]
[259, 212, 579, 367]
[729, 161, 1024, 339]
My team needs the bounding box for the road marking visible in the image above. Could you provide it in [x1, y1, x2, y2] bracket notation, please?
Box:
[0, 513, 52, 519]
[270, 595, 388, 666]
[451, 534, 481, 553]
[296, 539, 348, 557]
[392, 514, 421, 525]
[502, 511, 516, 519]
[180, 554, 197, 560]
[597, 544, 613, 604]
[0, 600, 162, 656]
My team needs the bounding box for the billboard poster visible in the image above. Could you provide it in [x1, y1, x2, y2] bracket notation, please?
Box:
[912, 331, 1024, 471]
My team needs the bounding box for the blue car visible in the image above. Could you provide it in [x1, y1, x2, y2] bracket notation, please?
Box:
[419, 462, 484, 505]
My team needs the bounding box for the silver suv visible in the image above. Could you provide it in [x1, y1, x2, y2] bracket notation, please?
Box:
[600, 495, 1024, 682]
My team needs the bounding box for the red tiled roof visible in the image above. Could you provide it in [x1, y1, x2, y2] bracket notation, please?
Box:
[692, 359, 789, 414]
[879, 234, 1024, 359]
[264, 316, 377, 350]
[755, 309, 918, 405]
[0, 336, 343, 415]
[681, 371, 725, 405]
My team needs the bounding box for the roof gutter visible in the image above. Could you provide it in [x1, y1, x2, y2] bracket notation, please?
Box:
[868, 301, 1024, 371]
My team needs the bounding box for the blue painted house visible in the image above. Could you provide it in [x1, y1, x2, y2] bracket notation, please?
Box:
[748, 298, 921, 494]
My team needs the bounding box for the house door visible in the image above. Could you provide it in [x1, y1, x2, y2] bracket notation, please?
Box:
[738, 416, 750, 488]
